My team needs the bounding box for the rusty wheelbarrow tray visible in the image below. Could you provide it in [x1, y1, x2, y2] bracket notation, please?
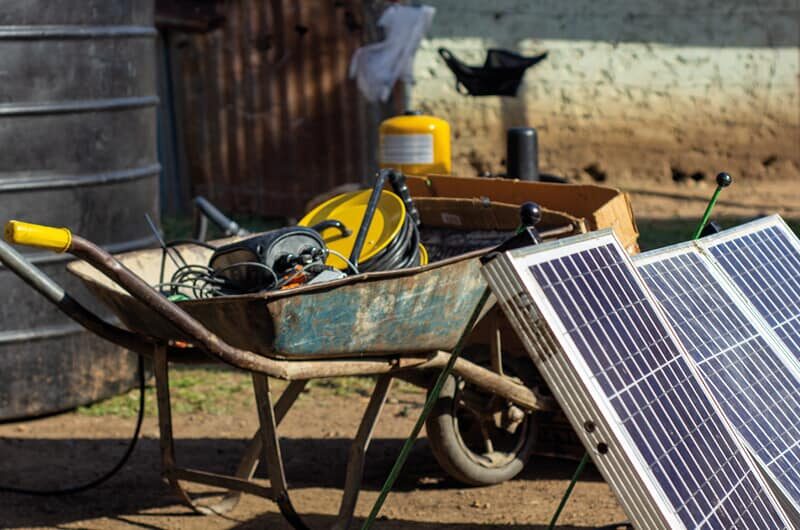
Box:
[1, 224, 554, 530]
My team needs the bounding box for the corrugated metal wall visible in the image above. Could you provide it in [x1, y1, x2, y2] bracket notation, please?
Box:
[169, 0, 371, 218]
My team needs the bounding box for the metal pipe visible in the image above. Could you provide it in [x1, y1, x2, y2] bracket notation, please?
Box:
[0, 238, 154, 355]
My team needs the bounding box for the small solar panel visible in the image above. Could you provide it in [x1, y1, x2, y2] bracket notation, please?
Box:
[700, 216, 800, 364]
[482, 230, 790, 528]
[635, 243, 800, 519]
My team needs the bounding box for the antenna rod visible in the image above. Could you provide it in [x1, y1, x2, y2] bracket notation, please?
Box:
[692, 172, 732, 240]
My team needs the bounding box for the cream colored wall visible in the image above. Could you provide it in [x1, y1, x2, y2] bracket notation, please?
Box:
[411, 0, 800, 182]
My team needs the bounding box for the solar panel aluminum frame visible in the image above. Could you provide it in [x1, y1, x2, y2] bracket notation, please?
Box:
[634, 241, 800, 524]
[481, 229, 791, 529]
[696, 214, 793, 254]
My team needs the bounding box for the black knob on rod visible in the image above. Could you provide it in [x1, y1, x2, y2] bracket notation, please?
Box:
[520, 201, 542, 228]
[716, 172, 732, 188]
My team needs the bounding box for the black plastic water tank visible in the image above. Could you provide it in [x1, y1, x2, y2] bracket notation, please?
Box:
[0, 0, 159, 419]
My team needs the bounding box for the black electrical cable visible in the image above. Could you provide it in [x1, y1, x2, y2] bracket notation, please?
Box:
[358, 213, 421, 273]
[0, 355, 146, 496]
[166, 239, 218, 251]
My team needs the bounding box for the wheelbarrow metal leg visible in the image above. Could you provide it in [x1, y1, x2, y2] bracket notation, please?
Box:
[155, 344, 279, 515]
[333, 374, 393, 530]
[217, 380, 308, 513]
[253, 373, 310, 530]
[153, 344, 197, 509]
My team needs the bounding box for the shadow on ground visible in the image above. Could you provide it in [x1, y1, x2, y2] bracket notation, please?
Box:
[0, 435, 607, 529]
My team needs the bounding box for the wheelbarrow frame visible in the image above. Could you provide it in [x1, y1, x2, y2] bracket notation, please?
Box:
[0, 232, 551, 530]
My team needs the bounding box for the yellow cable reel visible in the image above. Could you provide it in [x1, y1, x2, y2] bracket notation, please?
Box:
[299, 190, 427, 270]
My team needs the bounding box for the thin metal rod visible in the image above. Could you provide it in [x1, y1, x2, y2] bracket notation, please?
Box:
[547, 452, 590, 529]
[692, 186, 723, 240]
[360, 288, 492, 530]
[0, 238, 153, 355]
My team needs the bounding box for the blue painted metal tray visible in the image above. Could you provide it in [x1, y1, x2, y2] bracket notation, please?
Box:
[68, 243, 487, 359]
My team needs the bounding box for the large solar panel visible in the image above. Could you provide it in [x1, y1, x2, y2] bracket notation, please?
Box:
[482, 230, 790, 528]
[699, 215, 800, 364]
[635, 243, 800, 519]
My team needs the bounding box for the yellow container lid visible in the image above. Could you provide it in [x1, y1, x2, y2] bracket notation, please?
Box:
[298, 190, 406, 270]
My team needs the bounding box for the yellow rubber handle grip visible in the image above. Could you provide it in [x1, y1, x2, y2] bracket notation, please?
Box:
[4, 220, 72, 253]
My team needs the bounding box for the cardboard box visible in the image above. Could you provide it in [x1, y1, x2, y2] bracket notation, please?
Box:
[406, 174, 640, 253]
[416, 196, 586, 233]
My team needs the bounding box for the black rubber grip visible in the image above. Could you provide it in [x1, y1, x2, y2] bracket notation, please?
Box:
[193, 196, 247, 236]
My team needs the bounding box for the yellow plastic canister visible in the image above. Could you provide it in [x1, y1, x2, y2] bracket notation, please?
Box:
[379, 113, 451, 175]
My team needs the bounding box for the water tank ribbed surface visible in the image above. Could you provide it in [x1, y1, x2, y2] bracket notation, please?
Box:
[0, 0, 158, 419]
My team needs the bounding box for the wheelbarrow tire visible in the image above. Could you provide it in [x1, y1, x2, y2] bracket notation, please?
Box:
[425, 365, 537, 486]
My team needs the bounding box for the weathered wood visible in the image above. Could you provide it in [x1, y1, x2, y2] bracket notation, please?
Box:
[423, 351, 554, 412]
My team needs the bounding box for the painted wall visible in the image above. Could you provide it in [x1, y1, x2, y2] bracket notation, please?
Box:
[411, 0, 800, 183]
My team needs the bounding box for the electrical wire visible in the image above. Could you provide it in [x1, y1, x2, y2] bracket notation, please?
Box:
[0, 355, 146, 496]
[160, 261, 283, 299]
[212, 262, 279, 293]
[326, 248, 360, 275]
[166, 239, 218, 251]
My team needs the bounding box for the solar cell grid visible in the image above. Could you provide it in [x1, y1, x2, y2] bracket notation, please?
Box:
[703, 219, 800, 365]
[636, 246, 800, 512]
[485, 232, 790, 528]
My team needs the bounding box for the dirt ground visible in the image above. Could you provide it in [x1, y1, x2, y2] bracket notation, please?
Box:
[2, 175, 800, 530]
[0, 379, 625, 530]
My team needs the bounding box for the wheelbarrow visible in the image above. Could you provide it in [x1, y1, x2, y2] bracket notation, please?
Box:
[0, 208, 571, 529]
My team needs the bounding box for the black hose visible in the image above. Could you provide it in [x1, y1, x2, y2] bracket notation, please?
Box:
[359, 213, 421, 272]
[0, 355, 146, 496]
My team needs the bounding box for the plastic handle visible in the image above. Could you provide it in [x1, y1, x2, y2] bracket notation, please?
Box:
[4, 220, 72, 253]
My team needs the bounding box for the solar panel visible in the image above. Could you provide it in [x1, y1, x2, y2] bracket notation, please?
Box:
[635, 243, 800, 520]
[699, 215, 800, 365]
[482, 230, 791, 528]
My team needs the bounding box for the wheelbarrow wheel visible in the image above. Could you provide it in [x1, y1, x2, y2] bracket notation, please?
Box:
[425, 357, 537, 486]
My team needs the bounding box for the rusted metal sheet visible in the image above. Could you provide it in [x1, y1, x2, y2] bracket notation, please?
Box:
[68, 239, 488, 359]
[269, 257, 486, 356]
[171, 0, 369, 217]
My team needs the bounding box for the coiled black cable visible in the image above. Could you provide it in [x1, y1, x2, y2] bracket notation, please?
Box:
[358, 213, 421, 272]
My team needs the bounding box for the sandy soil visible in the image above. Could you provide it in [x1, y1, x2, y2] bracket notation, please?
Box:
[0, 384, 626, 530]
[623, 174, 800, 221]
